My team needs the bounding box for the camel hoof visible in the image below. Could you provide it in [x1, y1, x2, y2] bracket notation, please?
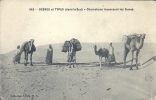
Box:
[129, 68, 133, 70]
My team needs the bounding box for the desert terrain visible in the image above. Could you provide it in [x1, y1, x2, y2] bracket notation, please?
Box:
[0, 42, 156, 100]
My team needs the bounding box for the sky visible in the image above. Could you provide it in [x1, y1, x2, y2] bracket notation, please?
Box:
[1, 1, 156, 54]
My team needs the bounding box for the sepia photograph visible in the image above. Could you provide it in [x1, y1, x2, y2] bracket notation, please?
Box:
[0, 0, 156, 100]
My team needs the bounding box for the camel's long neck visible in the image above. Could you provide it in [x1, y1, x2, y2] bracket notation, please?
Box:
[94, 47, 98, 55]
[137, 37, 145, 49]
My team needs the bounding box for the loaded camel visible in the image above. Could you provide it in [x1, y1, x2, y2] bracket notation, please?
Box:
[93, 45, 109, 69]
[123, 34, 146, 70]
[20, 39, 36, 66]
[63, 41, 76, 68]
[62, 38, 81, 68]
[68, 41, 77, 68]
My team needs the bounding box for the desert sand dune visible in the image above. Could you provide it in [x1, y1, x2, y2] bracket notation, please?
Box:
[0, 43, 156, 100]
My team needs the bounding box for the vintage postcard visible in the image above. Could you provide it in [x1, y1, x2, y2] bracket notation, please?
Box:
[0, 0, 156, 100]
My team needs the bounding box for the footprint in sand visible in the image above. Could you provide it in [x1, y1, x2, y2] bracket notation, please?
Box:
[81, 88, 89, 95]
[107, 88, 111, 91]
[85, 85, 89, 87]
[72, 84, 77, 86]
[145, 75, 153, 82]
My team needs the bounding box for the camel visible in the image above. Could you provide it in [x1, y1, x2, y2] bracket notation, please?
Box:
[20, 39, 36, 66]
[123, 34, 146, 70]
[62, 38, 81, 68]
[93, 45, 109, 69]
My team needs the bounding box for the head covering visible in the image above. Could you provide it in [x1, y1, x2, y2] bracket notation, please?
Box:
[49, 44, 52, 49]
[109, 43, 112, 46]
[17, 45, 20, 49]
[30, 39, 34, 43]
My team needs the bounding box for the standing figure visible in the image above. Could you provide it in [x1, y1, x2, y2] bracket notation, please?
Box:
[45, 44, 53, 65]
[108, 43, 116, 64]
[13, 45, 22, 64]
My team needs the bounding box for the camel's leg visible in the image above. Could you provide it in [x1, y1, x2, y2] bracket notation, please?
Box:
[26, 53, 29, 66]
[72, 55, 75, 68]
[107, 58, 109, 66]
[25, 52, 28, 66]
[69, 62, 71, 68]
[71, 58, 74, 68]
[130, 51, 134, 70]
[70, 53, 74, 68]
[73, 62, 74, 68]
[24, 51, 27, 66]
[136, 50, 140, 69]
[69, 61, 72, 68]
[73, 55, 76, 68]
[105, 58, 106, 67]
[105, 57, 108, 67]
[100, 57, 102, 69]
[69, 53, 71, 68]
[99, 57, 100, 66]
[66, 52, 69, 66]
[114, 54, 117, 64]
[106, 58, 108, 67]
[66, 59, 68, 66]
[75, 55, 76, 64]
[73, 60, 75, 68]
[30, 53, 33, 66]
[24, 51, 26, 66]
[124, 48, 130, 68]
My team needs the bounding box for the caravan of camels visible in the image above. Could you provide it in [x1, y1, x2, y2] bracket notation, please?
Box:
[13, 34, 146, 70]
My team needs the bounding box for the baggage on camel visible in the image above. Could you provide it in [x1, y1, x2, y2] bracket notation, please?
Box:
[62, 41, 70, 52]
[70, 38, 82, 51]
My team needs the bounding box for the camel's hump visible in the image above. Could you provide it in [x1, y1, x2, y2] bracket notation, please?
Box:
[99, 48, 108, 52]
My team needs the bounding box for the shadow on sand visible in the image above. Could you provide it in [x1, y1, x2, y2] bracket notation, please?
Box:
[14, 56, 156, 70]
[140, 56, 156, 69]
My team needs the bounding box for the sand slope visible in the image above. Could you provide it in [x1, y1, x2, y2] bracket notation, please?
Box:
[0, 42, 156, 100]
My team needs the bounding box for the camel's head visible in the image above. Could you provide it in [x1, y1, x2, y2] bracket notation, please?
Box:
[130, 33, 138, 39]
[122, 35, 131, 43]
[92, 45, 98, 55]
[92, 45, 97, 49]
[29, 39, 35, 51]
[140, 34, 146, 39]
[30, 39, 34, 44]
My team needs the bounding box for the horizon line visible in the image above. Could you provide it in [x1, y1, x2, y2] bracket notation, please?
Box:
[0, 42, 155, 55]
